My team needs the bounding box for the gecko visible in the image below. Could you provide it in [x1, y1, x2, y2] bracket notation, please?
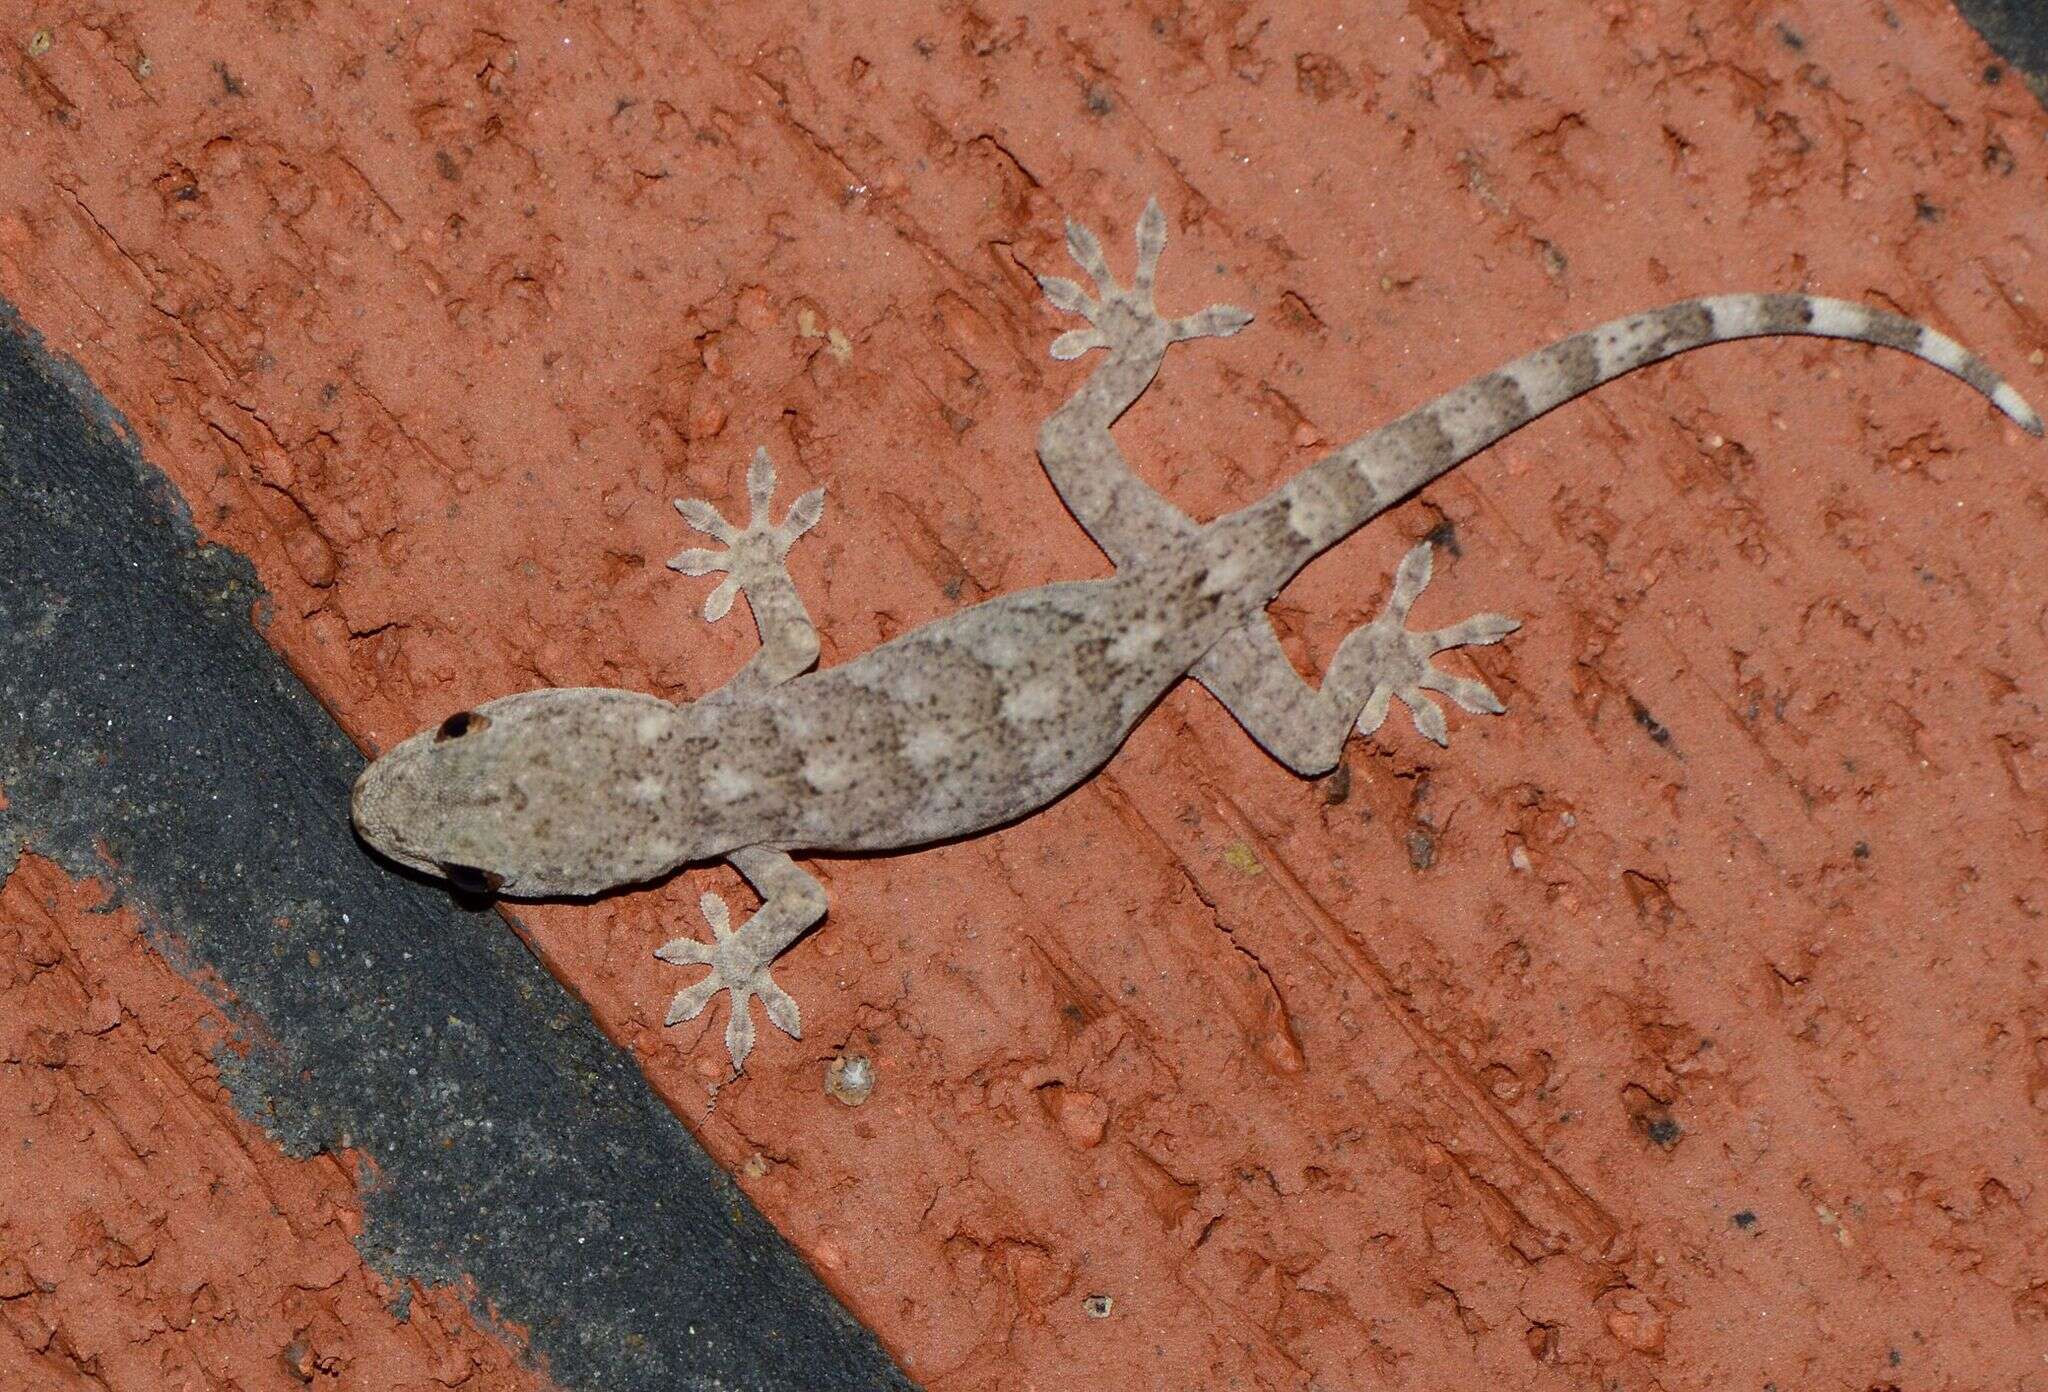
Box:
[352, 199, 2041, 1070]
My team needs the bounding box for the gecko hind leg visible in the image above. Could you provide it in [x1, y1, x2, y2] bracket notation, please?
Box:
[1195, 542, 1519, 767]
[657, 848, 826, 1071]
[1344, 542, 1520, 746]
[670, 446, 826, 701]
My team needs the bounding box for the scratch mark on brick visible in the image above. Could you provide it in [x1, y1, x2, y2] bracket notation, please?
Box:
[1203, 781, 1623, 1259]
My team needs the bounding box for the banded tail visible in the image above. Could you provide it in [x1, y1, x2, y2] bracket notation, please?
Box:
[1255, 293, 2040, 580]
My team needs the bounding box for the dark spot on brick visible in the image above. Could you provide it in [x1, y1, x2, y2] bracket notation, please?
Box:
[1321, 762, 1351, 805]
[279, 1335, 314, 1383]
[1913, 193, 1943, 222]
[1775, 21, 1805, 49]
[435, 149, 462, 182]
[1423, 516, 1460, 557]
[1732, 1209, 1758, 1230]
[213, 61, 245, 97]
[1084, 85, 1113, 116]
[1628, 697, 1672, 747]
[1853, 840, 1870, 861]
[1295, 53, 1356, 102]
[1406, 829, 1435, 870]
[1984, 63, 2002, 85]
[1624, 1084, 1683, 1148]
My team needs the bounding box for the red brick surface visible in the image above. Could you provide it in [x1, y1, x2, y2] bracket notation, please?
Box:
[0, 855, 554, 1390]
[4, 3, 2046, 1387]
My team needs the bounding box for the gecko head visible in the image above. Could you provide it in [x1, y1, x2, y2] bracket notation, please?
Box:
[351, 688, 706, 899]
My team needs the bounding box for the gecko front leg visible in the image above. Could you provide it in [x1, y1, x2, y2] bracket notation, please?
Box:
[1035, 198, 1251, 567]
[657, 847, 827, 1070]
[664, 450, 830, 1070]
[670, 446, 825, 702]
[1196, 541, 1520, 765]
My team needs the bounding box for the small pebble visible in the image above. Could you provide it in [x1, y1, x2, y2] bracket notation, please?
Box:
[825, 1052, 874, 1106]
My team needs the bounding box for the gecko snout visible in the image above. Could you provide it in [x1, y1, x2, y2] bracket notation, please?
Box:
[351, 729, 482, 885]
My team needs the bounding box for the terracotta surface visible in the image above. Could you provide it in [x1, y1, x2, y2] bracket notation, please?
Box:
[0, 854, 553, 1390]
[5, 2, 2047, 1388]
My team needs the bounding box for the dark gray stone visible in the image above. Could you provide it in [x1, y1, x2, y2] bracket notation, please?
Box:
[0, 305, 916, 1392]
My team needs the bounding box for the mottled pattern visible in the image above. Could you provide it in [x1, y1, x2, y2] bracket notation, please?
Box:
[352, 200, 2040, 1068]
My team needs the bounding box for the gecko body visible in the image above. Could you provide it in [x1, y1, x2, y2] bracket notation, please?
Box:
[353, 201, 2040, 1067]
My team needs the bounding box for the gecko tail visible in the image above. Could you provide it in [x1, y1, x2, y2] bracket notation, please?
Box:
[1228, 291, 2039, 609]
[1349, 293, 2041, 507]
[1559, 294, 2039, 435]
[1699, 294, 2040, 435]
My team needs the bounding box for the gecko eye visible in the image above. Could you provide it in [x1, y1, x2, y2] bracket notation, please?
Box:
[442, 862, 505, 895]
[436, 710, 490, 742]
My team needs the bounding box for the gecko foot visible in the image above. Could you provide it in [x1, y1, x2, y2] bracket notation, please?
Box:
[669, 446, 825, 622]
[1344, 542, 1520, 747]
[1037, 197, 1252, 362]
[657, 891, 803, 1071]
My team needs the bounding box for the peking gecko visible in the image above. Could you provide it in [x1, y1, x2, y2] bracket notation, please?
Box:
[352, 199, 2041, 1069]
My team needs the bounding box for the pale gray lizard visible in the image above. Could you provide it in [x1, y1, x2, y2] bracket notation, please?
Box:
[352, 200, 2041, 1069]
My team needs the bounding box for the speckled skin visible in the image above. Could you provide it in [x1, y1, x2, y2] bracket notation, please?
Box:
[352, 200, 2040, 1069]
